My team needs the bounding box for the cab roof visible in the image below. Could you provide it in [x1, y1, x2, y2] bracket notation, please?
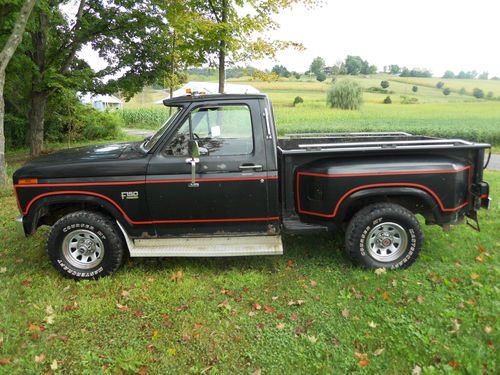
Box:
[162, 93, 267, 106]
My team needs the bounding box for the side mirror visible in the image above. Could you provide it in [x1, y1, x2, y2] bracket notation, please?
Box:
[188, 139, 200, 158]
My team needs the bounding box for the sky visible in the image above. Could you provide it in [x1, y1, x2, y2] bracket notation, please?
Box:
[256, 0, 500, 77]
[81, 0, 500, 78]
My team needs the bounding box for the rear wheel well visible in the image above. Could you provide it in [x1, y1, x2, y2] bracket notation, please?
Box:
[343, 194, 435, 224]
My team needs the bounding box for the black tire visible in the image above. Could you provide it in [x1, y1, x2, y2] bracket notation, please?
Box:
[345, 203, 423, 269]
[47, 211, 126, 280]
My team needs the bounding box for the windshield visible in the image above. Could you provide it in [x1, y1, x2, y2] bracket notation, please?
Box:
[142, 106, 183, 151]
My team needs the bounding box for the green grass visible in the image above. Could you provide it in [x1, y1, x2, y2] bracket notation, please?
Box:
[121, 76, 500, 145]
[0, 149, 498, 373]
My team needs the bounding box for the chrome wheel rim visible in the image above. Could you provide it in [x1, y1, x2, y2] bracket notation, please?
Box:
[365, 222, 408, 262]
[62, 229, 105, 269]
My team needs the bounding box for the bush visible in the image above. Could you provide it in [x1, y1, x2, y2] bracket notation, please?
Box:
[400, 96, 418, 104]
[383, 96, 392, 104]
[380, 80, 389, 89]
[443, 88, 451, 96]
[473, 88, 484, 99]
[327, 79, 363, 110]
[365, 87, 388, 94]
[459, 88, 467, 95]
[412, 85, 418, 93]
[436, 81, 444, 89]
[293, 96, 304, 106]
[316, 72, 327, 82]
[486, 91, 494, 99]
[80, 110, 122, 140]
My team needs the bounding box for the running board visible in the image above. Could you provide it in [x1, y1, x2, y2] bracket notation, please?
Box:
[117, 222, 283, 257]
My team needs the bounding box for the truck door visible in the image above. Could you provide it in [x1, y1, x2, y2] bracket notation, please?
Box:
[146, 99, 278, 236]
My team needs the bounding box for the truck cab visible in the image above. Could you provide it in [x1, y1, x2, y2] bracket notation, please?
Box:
[13, 94, 491, 280]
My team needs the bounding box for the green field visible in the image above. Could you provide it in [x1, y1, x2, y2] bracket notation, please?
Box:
[121, 76, 500, 145]
[0, 158, 498, 372]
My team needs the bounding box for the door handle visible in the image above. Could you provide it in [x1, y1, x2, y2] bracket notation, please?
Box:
[185, 157, 200, 187]
[239, 164, 263, 171]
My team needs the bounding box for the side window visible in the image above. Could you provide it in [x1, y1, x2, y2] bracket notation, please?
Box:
[164, 105, 254, 156]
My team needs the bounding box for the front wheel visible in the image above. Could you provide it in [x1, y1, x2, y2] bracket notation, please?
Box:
[47, 211, 126, 280]
[345, 203, 423, 269]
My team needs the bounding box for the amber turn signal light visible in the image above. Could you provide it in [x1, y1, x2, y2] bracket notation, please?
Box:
[18, 178, 38, 185]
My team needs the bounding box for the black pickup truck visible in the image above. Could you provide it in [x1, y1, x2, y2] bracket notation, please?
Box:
[13, 94, 491, 279]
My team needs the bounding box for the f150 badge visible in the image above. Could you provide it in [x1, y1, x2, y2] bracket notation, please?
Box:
[121, 191, 139, 200]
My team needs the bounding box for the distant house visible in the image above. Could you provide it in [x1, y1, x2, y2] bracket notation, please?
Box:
[79, 94, 123, 111]
[154, 81, 260, 104]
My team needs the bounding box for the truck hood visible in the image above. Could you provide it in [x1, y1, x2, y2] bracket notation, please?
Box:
[13, 142, 150, 180]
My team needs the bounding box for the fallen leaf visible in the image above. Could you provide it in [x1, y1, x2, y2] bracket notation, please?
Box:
[176, 304, 189, 312]
[294, 326, 305, 336]
[276, 322, 285, 330]
[194, 322, 204, 329]
[341, 309, 350, 318]
[276, 314, 285, 319]
[296, 299, 305, 305]
[373, 348, 385, 356]
[264, 305, 276, 314]
[45, 305, 54, 315]
[475, 255, 484, 263]
[29, 323, 43, 332]
[412, 365, 422, 375]
[0, 267, 6, 274]
[59, 336, 69, 342]
[450, 319, 461, 334]
[152, 330, 160, 340]
[307, 335, 318, 343]
[134, 310, 144, 318]
[471, 272, 480, 280]
[45, 316, 55, 325]
[358, 359, 369, 367]
[138, 366, 148, 375]
[484, 326, 492, 334]
[22, 277, 32, 287]
[34, 354, 46, 363]
[290, 313, 298, 321]
[448, 360, 460, 370]
[374, 268, 386, 275]
[466, 298, 476, 306]
[416, 295, 424, 304]
[256, 323, 265, 331]
[310, 280, 317, 287]
[287, 260, 294, 268]
[0, 358, 11, 365]
[271, 296, 279, 301]
[146, 277, 156, 283]
[116, 304, 129, 311]
[248, 311, 256, 317]
[382, 291, 390, 301]
[120, 290, 129, 298]
[252, 303, 262, 310]
[252, 369, 261, 375]
[368, 321, 378, 328]
[50, 360, 58, 370]
[170, 271, 183, 282]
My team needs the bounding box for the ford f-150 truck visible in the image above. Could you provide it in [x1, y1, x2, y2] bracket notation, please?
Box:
[13, 94, 491, 279]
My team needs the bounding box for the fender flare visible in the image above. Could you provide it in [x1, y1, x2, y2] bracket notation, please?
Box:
[23, 193, 130, 235]
[335, 186, 442, 222]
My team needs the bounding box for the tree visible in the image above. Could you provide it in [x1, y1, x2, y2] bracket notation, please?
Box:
[412, 85, 418, 93]
[192, 0, 321, 94]
[293, 96, 303, 106]
[0, 0, 37, 186]
[327, 79, 363, 110]
[436, 81, 445, 89]
[443, 70, 455, 79]
[383, 96, 392, 104]
[271, 64, 291, 78]
[478, 71, 489, 80]
[388, 65, 400, 74]
[309, 57, 325, 77]
[380, 80, 389, 89]
[442, 87, 451, 96]
[316, 71, 326, 82]
[7, 0, 185, 157]
[472, 88, 484, 98]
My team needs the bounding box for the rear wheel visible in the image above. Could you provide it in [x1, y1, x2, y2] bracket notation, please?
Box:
[47, 211, 126, 280]
[345, 203, 423, 269]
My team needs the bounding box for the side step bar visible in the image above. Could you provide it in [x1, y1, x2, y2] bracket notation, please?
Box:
[117, 222, 283, 257]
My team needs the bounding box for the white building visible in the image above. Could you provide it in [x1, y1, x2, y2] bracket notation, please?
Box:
[79, 93, 123, 111]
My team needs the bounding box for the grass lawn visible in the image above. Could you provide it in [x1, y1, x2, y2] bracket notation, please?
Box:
[0, 144, 498, 373]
